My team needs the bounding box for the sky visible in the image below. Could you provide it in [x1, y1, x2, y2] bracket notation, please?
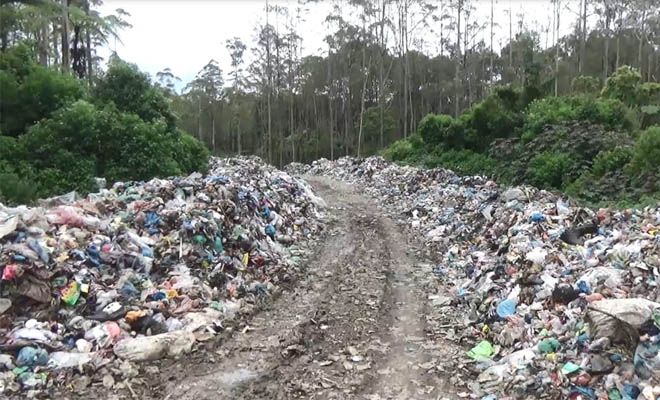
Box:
[97, 0, 578, 92]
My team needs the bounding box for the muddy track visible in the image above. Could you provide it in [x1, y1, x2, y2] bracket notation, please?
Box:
[158, 176, 459, 400]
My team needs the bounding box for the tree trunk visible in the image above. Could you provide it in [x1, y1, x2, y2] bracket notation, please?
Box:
[198, 97, 202, 141]
[312, 93, 319, 159]
[490, 0, 494, 90]
[61, 0, 70, 71]
[238, 118, 242, 156]
[52, 23, 60, 65]
[401, 2, 408, 139]
[266, 0, 272, 164]
[615, 35, 620, 70]
[508, 0, 513, 68]
[357, 53, 370, 158]
[603, 16, 609, 81]
[328, 47, 334, 161]
[455, 0, 462, 118]
[85, 0, 93, 84]
[638, 8, 646, 79]
[379, 0, 386, 149]
[555, 0, 560, 97]
[39, 24, 48, 66]
[212, 109, 216, 154]
[1, 30, 7, 51]
[579, 0, 587, 74]
[290, 90, 295, 163]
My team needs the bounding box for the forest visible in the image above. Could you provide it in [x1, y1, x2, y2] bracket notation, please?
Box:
[0, 0, 659, 206]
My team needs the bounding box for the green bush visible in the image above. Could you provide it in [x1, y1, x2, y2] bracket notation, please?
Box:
[0, 51, 85, 137]
[93, 57, 177, 133]
[572, 76, 601, 95]
[468, 95, 523, 149]
[0, 51, 210, 204]
[173, 132, 211, 175]
[0, 172, 39, 205]
[418, 114, 456, 148]
[11, 99, 209, 200]
[384, 139, 417, 162]
[425, 148, 499, 177]
[524, 97, 579, 139]
[601, 66, 641, 107]
[638, 83, 660, 128]
[527, 151, 574, 189]
[522, 96, 631, 142]
[592, 147, 634, 177]
[628, 126, 660, 175]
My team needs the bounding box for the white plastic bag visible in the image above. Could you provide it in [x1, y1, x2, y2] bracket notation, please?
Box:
[113, 331, 195, 362]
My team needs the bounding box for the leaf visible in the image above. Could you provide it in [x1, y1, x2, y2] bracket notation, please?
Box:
[641, 105, 660, 115]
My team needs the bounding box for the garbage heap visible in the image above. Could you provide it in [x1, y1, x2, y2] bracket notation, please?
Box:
[296, 156, 660, 400]
[0, 156, 325, 394]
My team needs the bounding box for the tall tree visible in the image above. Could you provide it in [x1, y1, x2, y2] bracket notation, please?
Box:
[226, 37, 246, 154]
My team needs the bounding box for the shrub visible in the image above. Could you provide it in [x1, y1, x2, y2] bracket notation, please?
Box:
[524, 97, 578, 138]
[419, 114, 455, 148]
[601, 66, 641, 107]
[0, 54, 85, 137]
[469, 95, 523, 149]
[425, 148, 499, 177]
[592, 147, 634, 177]
[93, 57, 177, 133]
[522, 96, 631, 142]
[638, 83, 660, 128]
[173, 132, 211, 175]
[572, 76, 601, 95]
[0, 172, 39, 205]
[628, 126, 660, 175]
[15, 100, 209, 199]
[527, 151, 574, 189]
[384, 139, 416, 162]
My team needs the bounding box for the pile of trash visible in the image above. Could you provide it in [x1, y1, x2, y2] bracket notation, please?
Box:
[0, 156, 324, 395]
[295, 157, 660, 400]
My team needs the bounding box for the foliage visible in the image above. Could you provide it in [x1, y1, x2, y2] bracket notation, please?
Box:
[572, 76, 601, 95]
[467, 94, 524, 149]
[425, 149, 500, 177]
[418, 87, 528, 152]
[0, 53, 209, 204]
[384, 138, 417, 162]
[527, 151, 574, 189]
[0, 172, 39, 205]
[601, 66, 642, 107]
[638, 83, 660, 128]
[591, 146, 634, 177]
[93, 57, 177, 133]
[0, 45, 85, 137]
[522, 96, 631, 142]
[628, 127, 660, 175]
[172, 132, 211, 175]
[418, 114, 457, 148]
[14, 100, 207, 198]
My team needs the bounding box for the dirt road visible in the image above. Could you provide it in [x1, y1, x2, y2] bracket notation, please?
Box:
[162, 176, 460, 400]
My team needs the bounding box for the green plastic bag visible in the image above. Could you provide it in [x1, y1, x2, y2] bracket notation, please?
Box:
[467, 340, 494, 360]
[561, 361, 580, 375]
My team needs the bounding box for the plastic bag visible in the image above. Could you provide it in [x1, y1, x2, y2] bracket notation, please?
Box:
[634, 337, 660, 380]
[84, 321, 121, 348]
[16, 347, 48, 367]
[587, 299, 660, 343]
[48, 352, 94, 369]
[46, 206, 85, 226]
[113, 331, 195, 361]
